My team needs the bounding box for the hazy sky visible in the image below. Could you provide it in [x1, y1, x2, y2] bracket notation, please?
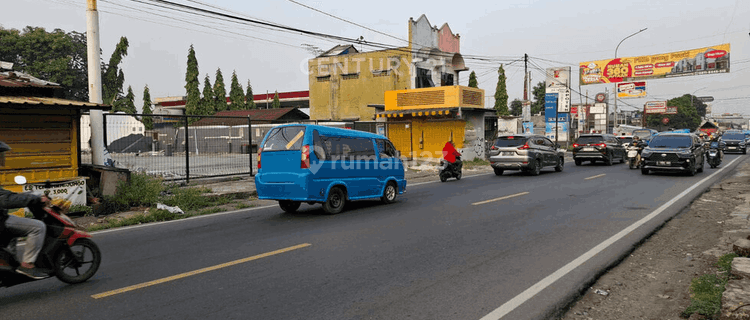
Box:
[5, 0, 750, 115]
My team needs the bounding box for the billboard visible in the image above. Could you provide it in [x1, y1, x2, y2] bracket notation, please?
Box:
[545, 93, 569, 141]
[580, 43, 730, 85]
[644, 101, 667, 114]
[546, 67, 571, 113]
[616, 81, 646, 98]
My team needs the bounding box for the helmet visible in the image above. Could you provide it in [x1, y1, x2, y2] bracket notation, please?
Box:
[0, 141, 10, 153]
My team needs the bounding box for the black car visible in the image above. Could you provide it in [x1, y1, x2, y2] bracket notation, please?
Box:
[640, 133, 705, 176]
[572, 134, 626, 166]
[720, 132, 747, 154]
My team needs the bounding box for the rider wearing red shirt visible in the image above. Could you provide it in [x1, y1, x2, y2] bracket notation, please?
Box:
[442, 141, 462, 170]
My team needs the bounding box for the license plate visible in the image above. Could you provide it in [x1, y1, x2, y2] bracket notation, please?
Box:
[582, 147, 595, 151]
[729, 147, 736, 149]
[502, 151, 515, 156]
[627, 151, 637, 157]
[657, 161, 671, 166]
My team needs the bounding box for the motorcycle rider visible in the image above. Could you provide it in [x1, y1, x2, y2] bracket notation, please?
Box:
[442, 140, 462, 174]
[0, 141, 49, 279]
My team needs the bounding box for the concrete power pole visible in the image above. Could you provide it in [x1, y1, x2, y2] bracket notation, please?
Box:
[86, 0, 105, 165]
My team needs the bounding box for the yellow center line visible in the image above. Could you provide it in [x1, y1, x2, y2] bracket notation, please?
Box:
[585, 174, 607, 180]
[472, 192, 529, 206]
[91, 243, 312, 299]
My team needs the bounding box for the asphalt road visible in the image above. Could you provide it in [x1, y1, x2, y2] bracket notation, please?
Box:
[2, 154, 746, 320]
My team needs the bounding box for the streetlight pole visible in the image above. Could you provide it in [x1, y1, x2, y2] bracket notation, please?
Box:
[613, 28, 647, 134]
[692, 86, 707, 122]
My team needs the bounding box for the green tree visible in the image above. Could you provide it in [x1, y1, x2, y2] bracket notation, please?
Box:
[644, 94, 701, 130]
[0, 26, 88, 101]
[271, 91, 281, 109]
[142, 85, 153, 130]
[117, 85, 137, 115]
[228, 70, 245, 110]
[213, 68, 227, 112]
[245, 80, 256, 109]
[184, 45, 201, 124]
[102, 37, 129, 108]
[509, 99, 523, 116]
[531, 81, 546, 115]
[199, 74, 215, 116]
[468, 71, 478, 88]
[493, 65, 509, 116]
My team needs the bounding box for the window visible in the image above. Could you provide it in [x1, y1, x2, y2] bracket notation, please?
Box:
[372, 69, 391, 77]
[317, 135, 375, 160]
[441, 73, 454, 86]
[262, 126, 305, 151]
[415, 68, 434, 88]
[376, 139, 398, 158]
[494, 136, 528, 147]
[316, 75, 331, 82]
[342, 73, 359, 80]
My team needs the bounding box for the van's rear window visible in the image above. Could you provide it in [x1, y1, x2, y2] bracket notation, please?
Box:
[263, 126, 305, 151]
[494, 137, 528, 147]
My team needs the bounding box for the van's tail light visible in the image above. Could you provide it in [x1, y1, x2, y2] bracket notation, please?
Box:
[257, 148, 262, 169]
[301, 145, 310, 169]
[518, 142, 530, 150]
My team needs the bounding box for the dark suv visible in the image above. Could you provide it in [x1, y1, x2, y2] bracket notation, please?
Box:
[640, 133, 705, 175]
[572, 134, 626, 166]
[721, 132, 747, 154]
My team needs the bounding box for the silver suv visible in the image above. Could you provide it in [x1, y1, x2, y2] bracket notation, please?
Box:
[488, 134, 565, 176]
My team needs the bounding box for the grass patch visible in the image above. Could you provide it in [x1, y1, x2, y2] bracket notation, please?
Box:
[463, 158, 490, 168]
[235, 203, 252, 209]
[682, 253, 738, 319]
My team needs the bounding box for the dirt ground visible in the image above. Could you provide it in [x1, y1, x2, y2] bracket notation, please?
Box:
[559, 161, 750, 320]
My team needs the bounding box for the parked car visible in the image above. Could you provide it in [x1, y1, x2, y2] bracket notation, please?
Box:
[255, 124, 407, 214]
[640, 133, 705, 176]
[572, 134, 626, 166]
[721, 131, 748, 154]
[488, 134, 564, 176]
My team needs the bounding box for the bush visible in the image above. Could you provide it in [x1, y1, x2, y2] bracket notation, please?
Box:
[114, 173, 166, 208]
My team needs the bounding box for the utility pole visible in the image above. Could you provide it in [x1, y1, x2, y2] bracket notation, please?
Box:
[523, 54, 528, 100]
[86, 0, 105, 165]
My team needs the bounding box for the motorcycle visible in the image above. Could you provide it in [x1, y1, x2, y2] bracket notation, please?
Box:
[706, 141, 724, 168]
[626, 144, 643, 169]
[0, 176, 101, 288]
[439, 156, 462, 182]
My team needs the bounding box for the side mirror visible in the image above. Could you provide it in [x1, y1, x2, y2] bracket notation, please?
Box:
[14, 175, 27, 185]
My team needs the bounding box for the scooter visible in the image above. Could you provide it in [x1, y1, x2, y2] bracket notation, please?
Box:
[707, 141, 724, 168]
[0, 176, 101, 288]
[626, 145, 642, 169]
[439, 156, 462, 182]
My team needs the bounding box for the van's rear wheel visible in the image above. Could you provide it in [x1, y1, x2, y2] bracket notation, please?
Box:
[322, 187, 346, 215]
[381, 182, 397, 204]
[279, 200, 301, 213]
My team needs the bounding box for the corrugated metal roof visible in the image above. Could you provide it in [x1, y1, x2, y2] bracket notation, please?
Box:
[191, 107, 309, 126]
[318, 44, 359, 57]
[0, 71, 60, 88]
[0, 96, 109, 109]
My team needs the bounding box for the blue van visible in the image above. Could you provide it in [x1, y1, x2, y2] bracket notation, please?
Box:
[255, 124, 407, 214]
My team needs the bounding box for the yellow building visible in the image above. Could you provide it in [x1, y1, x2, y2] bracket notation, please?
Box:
[308, 15, 467, 122]
[375, 86, 498, 161]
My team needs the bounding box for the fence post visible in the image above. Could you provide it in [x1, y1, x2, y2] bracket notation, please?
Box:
[102, 113, 108, 148]
[253, 115, 256, 176]
[185, 116, 190, 184]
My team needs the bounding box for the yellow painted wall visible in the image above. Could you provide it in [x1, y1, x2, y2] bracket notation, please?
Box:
[0, 107, 79, 188]
[386, 119, 465, 160]
[309, 48, 412, 121]
[384, 86, 484, 111]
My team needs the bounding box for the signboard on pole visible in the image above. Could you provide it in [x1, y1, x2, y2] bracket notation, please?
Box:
[665, 106, 678, 114]
[546, 67, 571, 113]
[616, 81, 647, 98]
[579, 43, 730, 85]
[644, 101, 667, 114]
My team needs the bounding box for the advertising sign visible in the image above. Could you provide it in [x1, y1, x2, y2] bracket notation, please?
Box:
[522, 122, 534, 134]
[580, 43, 730, 85]
[665, 106, 678, 114]
[18, 178, 86, 216]
[546, 67, 571, 89]
[644, 101, 667, 114]
[616, 81, 647, 98]
[545, 93, 558, 123]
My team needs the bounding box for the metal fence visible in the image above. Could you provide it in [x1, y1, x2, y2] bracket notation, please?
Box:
[80, 114, 385, 183]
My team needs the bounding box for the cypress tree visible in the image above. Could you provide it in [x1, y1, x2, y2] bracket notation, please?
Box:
[468, 71, 478, 88]
[493, 65, 509, 115]
[245, 80, 256, 109]
[213, 68, 227, 112]
[200, 74, 215, 115]
[184, 44, 201, 123]
[142, 85, 153, 130]
[271, 91, 281, 109]
[229, 70, 245, 110]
